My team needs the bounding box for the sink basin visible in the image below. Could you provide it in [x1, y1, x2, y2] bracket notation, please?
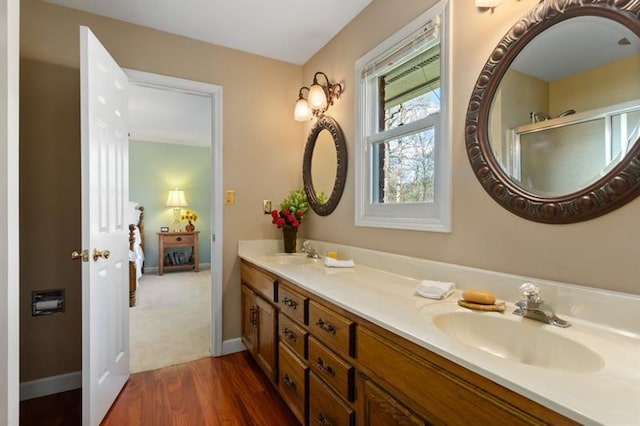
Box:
[264, 253, 319, 266]
[432, 311, 604, 373]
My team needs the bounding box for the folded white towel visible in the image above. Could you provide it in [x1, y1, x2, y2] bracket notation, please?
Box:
[323, 257, 355, 268]
[415, 280, 455, 300]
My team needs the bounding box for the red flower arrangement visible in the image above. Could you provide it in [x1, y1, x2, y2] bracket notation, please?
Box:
[271, 208, 304, 229]
[270, 189, 308, 229]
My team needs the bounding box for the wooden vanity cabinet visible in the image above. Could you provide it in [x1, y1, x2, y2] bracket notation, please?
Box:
[356, 324, 578, 426]
[241, 260, 578, 426]
[241, 262, 278, 384]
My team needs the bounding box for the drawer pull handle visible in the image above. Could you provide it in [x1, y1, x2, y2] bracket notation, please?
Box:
[315, 357, 335, 376]
[282, 374, 297, 390]
[282, 297, 298, 309]
[317, 414, 333, 426]
[315, 319, 336, 335]
[283, 328, 297, 342]
[249, 306, 257, 326]
[176, 237, 182, 242]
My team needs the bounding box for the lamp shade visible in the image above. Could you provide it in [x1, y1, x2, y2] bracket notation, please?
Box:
[294, 98, 313, 121]
[475, 0, 503, 7]
[166, 189, 187, 207]
[308, 84, 328, 110]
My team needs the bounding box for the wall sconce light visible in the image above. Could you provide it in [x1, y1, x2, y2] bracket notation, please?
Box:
[476, 0, 504, 12]
[294, 71, 343, 121]
[166, 189, 187, 232]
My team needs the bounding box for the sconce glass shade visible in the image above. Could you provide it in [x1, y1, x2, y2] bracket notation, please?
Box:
[294, 98, 313, 121]
[166, 189, 187, 206]
[308, 84, 328, 110]
[475, 0, 503, 7]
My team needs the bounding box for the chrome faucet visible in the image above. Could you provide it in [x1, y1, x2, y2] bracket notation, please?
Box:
[301, 241, 322, 259]
[513, 283, 571, 328]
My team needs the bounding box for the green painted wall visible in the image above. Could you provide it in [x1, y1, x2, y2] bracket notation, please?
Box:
[129, 140, 211, 269]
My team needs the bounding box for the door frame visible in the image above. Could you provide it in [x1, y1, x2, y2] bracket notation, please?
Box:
[1, 0, 20, 424]
[124, 69, 223, 357]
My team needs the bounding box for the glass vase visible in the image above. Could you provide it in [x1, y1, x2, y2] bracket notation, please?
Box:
[282, 227, 298, 253]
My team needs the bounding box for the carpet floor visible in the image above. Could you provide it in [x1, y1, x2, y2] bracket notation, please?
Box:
[129, 270, 211, 373]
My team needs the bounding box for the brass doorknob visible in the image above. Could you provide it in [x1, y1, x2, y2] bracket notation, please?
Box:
[93, 249, 111, 262]
[71, 249, 89, 262]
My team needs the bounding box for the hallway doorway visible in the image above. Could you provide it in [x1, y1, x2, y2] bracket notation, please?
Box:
[126, 69, 223, 362]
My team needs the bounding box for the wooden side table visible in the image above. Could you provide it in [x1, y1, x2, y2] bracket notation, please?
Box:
[157, 231, 199, 275]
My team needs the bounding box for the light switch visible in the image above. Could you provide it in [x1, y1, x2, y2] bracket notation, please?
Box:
[263, 200, 272, 214]
[225, 190, 235, 205]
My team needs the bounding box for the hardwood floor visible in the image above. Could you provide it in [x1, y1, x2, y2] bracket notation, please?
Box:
[20, 352, 299, 426]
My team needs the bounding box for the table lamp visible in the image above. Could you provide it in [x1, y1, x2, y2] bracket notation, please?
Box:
[166, 189, 187, 232]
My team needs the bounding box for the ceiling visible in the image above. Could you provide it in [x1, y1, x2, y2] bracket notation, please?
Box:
[128, 84, 212, 147]
[45, 0, 372, 65]
[45, 0, 372, 146]
[511, 16, 639, 81]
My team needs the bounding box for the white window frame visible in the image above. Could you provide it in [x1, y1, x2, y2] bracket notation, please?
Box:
[354, 0, 451, 232]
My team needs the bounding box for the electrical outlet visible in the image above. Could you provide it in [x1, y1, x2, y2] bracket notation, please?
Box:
[263, 200, 272, 214]
[225, 190, 235, 205]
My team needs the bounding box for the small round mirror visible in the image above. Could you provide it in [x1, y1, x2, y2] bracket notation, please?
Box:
[311, 129, 338, 199]
[303, 116, 347, 216]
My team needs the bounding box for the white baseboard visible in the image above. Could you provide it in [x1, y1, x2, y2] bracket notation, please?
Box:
[20, 340, 243, 400]
[20, 371, 81, 401]
[222, 338, 246, 355]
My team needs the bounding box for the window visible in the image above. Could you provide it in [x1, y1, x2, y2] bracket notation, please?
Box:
[355, 1, 451, 232]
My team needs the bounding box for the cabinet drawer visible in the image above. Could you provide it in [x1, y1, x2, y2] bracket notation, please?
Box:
[241, 262, 276, 302]
[308, 336, 354, 402]
[278, 342, 308, 425]
[162, 234, 194, 246]
[278, 313, 307, 359]
[308, 300, 354, 356]
[309, 371, 354, 426]
[278, 283, 307, 325]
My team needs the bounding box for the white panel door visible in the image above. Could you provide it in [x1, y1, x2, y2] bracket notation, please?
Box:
[80, 26, 129, 426]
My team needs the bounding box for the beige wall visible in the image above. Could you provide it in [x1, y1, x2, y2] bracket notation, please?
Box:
[550, 54, 640, 115]
[20, 1, 302, 381]
[302, 0, 639, 297]
[19, 0, 640, 382]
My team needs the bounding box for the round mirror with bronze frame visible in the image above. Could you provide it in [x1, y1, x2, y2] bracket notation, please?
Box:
[303, 115, 348, 216]
[465, 0, 640, 223]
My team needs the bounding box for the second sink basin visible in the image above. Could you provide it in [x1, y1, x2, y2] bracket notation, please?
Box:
[432, 311, 604, 373]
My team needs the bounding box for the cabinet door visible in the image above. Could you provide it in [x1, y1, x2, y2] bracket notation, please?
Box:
[241, 285, 256, 354]
[255, 295, 277, 383]
[358, 375, 425, 426]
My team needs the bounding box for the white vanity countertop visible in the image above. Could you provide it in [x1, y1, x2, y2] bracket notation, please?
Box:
[238, 241, 640, 426]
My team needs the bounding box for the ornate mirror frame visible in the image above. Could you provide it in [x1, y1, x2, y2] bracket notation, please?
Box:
[303, 115, 348, 216]
[465, 0, 640, 223]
